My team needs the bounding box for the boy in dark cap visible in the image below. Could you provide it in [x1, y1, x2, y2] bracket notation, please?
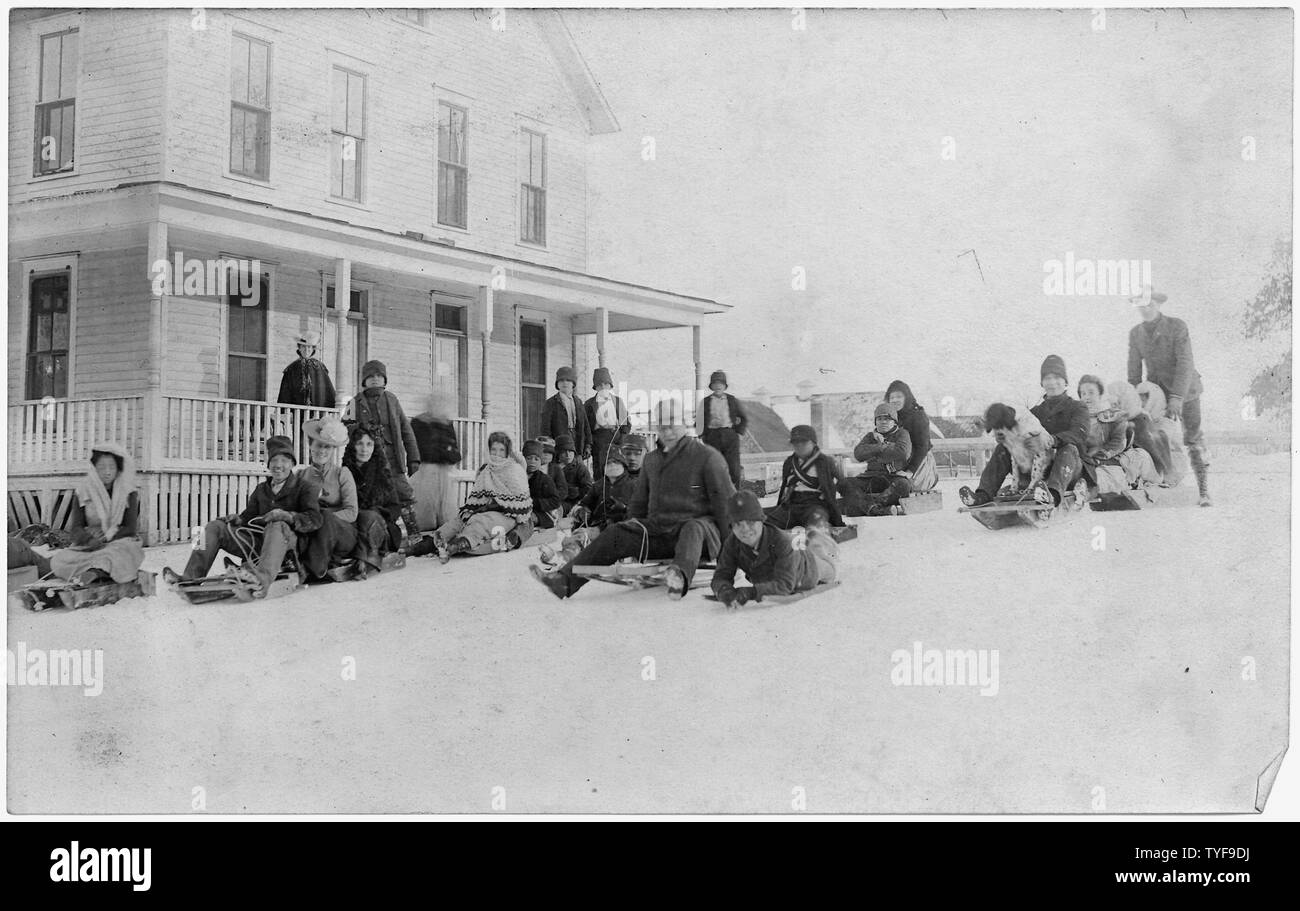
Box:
[711, 490, 838, 609]
[163, 436, 322, 596]
[960, 354, 1089, 508]
[555, 433, 593, 515]
[766, 424, 844, 529]
[620, 434, 648, 481]
[840, 402, 914, 516]
[539, 448, 637, 569]
[585, 366, 632, 479]
[342, 359, 421, 537]
[701, 369, 748, 486]
[541, 366, 592, 459]
[523, 439, 562, 529]
[535, 435, 569, 505]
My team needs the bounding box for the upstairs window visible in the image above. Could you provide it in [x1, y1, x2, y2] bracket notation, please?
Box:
[331, 67, 366, 202]
[520, 129, 547, 245]
[437, 101, 468, 229]
[230, 34, 271, 180]
[34, 29, 78, 176]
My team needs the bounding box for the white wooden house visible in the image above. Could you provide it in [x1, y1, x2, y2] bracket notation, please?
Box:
[7, 8, 724, 543]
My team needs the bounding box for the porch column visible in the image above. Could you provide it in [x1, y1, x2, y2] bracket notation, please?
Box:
[334, 258, 352, 400]
[595, 306, 608, 368]
[479, 284, 493, 424]
[692, 324, 703, 433]
[141, 221, 168, 544]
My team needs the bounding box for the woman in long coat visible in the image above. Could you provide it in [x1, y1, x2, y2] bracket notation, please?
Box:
[343, 424, 403, 578]
[300, 416, 358, 581]
[48, 443, 145, 584]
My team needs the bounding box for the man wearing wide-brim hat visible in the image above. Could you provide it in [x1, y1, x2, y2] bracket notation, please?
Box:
[299, 416, 359, 581]
[278, 329, 336, 409]
[164, 435, 323, 596]
[1126, 286, 1211, 506]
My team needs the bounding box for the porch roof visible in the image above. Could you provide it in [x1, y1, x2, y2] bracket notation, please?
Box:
[10, 181, 727, 331]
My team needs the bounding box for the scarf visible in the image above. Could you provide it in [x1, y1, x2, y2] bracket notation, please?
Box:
[788, 447, 822, 491]
[462, 452, 531, 520]
[76, 445, 137, 540]
[559, 393, 575, 430]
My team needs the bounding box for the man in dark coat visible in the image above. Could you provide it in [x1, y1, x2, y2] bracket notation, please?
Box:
[700, 370, 748, 486]
[165, 436, 322, 595]
[963, 354, 1089, 507]
[540, 366, 592, 459]
[839, 403, 914, 516]
[765, 424, 844, 528]
[531, 397, 735, 600]
[585, 366, 632, 479]
[1127, 288, 1211, 506]
[277, 331, 336, 409]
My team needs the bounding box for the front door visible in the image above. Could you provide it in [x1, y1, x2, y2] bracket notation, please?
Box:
[520, 319, 546, 441]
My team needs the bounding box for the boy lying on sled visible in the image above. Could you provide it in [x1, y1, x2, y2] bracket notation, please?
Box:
[163, 436, 322, 596]
[712, 491, 838, 610]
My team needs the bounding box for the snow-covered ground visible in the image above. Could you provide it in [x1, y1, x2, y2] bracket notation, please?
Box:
[7, 453, 1289, 813]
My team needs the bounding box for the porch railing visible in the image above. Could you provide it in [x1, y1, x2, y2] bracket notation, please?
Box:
[7, 395, 145, 469]
[160, 396, 337, 467]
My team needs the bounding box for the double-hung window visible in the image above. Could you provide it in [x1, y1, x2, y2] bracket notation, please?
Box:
[331, 67, 365, 201]
[437, 101, 469, 228]
[230, 34, 271, 180]
[34, 29, 78, 176]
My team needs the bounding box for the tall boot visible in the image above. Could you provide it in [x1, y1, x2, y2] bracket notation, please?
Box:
[254, 521, 293, 593]
[1188, 446, 1211, 506]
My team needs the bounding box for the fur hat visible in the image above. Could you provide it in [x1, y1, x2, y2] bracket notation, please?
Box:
[304, 415, 349, 448]
[554, 366, 577, 388]
[789, 424, 817, 444]
[982, 403, 1018, 432]
[362, 360, 388, 385]
[620, 434, 649, 453]
[592, 367, 614, 389]
[727, 490, 765, 523]
[555, 434, 576, 453]
[1040, 354, 1067, 383]
[874, 402, 898, 421]
[265, 435, 296, 466]
[709, 370, 728, 390]
[522, 439, 543, 459]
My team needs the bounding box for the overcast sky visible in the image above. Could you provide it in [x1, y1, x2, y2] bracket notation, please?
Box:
[570, 8, 1292, 428]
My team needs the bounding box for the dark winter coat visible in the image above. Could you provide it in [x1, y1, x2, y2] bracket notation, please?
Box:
[584, 393, 632, 437]
[630, 435, 735, 538]
[1030, 394, 1091, 451]
[1084, 413, 1128, 463]
[711, 525, 820, 602]
[541, 393, 592, 456]
[576, 472, 636, 527]
[701, 393, 748, 435]
[411, 415, 461, 466]
[277, 358, 336, 409]
[345, 389, 420, 475]
[238, 471, 323, 535]
[885, 381, 933, 474]
[1127, 313, 1203, 401]
[777, 448, 844, 526]
[528, 468, 561, 529]
[344, 451, 399, 519]
[561, 459, 593, 508]
[68, 491, 140, 545]
[545, 461, 569, 504]
[853, 424, 913, 476]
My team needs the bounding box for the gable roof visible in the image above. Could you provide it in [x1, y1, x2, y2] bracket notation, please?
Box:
[533, 11, 620, 136]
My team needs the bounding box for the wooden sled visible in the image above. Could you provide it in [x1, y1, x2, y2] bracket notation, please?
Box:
[323, 551, 407, 582]
[828, 525, 859, 543]
[173, 569, 302, 604]
[572, 560, 717, 591]
[704, 580, 842, 606]
[897, 490, 943, 515]
[13, 570, 157, 612]
[960, 487, 1088, 530]
[1088, 483, 1198, 512]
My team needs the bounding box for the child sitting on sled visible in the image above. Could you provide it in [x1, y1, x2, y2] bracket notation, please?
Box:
[523, 439, 563, 530]
[711, 491, 838, 609]
[538, 448, 636, 568]
[765, 424, 844, 529]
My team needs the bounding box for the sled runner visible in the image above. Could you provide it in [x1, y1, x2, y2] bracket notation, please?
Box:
[571, 560, 717, 590]
[1087, 483, 1198, 512]
[704, 580, 842, 606]
[323, 551, 407, 582]
[13, 570, 157, 612]
[173, 569, 302, 604]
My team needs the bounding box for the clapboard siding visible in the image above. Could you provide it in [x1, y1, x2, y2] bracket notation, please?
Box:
[162, 294, 222, 397]
[71, 248, 151, 397]
[367, 284, 434, 417]
[9, 9, 165, 204]
[163, 8, 590, 273]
